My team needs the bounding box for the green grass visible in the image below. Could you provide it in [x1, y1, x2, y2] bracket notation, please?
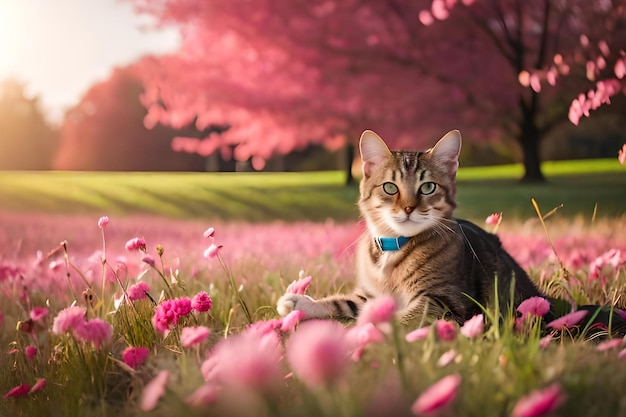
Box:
[0, 159, 624, 221]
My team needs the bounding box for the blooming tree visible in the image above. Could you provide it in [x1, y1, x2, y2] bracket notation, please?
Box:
[128, 0, 626, 182]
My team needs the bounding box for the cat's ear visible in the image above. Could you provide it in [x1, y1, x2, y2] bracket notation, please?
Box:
[430, 130, 462, 176]
[360, 130, 391, 178]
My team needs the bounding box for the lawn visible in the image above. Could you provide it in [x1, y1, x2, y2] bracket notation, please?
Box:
[0, 158, 624, 222]
[0, 159, 625, 417]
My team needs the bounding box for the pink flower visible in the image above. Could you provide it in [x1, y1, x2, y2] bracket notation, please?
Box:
[142, 255, 156, 267]
[3, 383, 31, 398]
[140, 370, 169, 411]
[285, 275, 313, 295]
[517, 297, 551, 318]
[180, 326, 211, 348]
[539, 334, 554, 349]
[24, 345, 37, 360]
[123, 346, 150, 369]
[546, 310, 588, 330]
[406, 326, 430, 342]
[29, 307, 48, 321]
[97, 216, 109, 229]
[511, 383, 564, 417]
[203, 227, 215, 238]
[173, 297, 192, 316]
[203, 243, 222, 258]
[152, 297, 193, 335]
[411, 374, 461, 415]
[73, 318, 112, 349]
[619, 144, 626, 165]
[485, 212, 502, 226]
[202, 328, 282, 391]
[618, 348, 626, 360]
[52, 306, 86, 335]
[29, 378, 46, 394]
[460, 314, 484, 339]
[191, 291, 212, 312]
[437, 349, 459, 367]
[280, 309, 305, 332]
[286, 320, 350, 387]
[346, 322, 385, 361]
[596, 338, 623, 352]
[357, 296, 396, 326]
[125, 237, 147, 252]
[435, 320, 457, 341]
[126, 282, 150, 301]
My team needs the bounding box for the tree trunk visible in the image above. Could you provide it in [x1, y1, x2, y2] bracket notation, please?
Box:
[517, 119, 546, 183]
[344, 143, 356, 186]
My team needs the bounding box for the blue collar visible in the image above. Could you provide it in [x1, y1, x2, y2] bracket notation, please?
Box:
[374, 236, 411, 251]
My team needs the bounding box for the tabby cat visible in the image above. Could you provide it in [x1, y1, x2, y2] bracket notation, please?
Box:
[277, 130, 544, 325]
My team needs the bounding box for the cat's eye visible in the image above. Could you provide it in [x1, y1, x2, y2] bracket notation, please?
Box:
[419, 182, 436, 195]
[382, 182, 399, 195]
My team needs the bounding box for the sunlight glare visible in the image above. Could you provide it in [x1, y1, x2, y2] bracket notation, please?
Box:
[0, 3, 21, 72]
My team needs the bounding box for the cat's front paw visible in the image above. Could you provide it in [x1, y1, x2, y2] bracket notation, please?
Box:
[277, 293, 315, 317]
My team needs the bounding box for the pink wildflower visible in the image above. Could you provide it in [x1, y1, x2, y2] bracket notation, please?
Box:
[29, 307, 48, 321]
[539, 333, 554, 349]
[411, 374, 462, 415]
[180, 326, 211, 348]
[485, 212, 502, 226]
[619, 144, 626, 165]
[126, 282, 150, 301]
[122, 346, 150, 369]
[357, 296, 396, 326]
[546, 310, 588, 330]
[203, 227, 215, 238]
[517, 297, 551, 318]
[286, 320, 350, 387]
[406, 326, 430, 342]
[30, 378, 46, 394]
[24, 345, 37, 360]
[152, 298, 193, 335]
[437, 349, 459, 367]
[73, 318, 112, 349]
[142, 255, 156, 267]
[140, 370, 169, 411]
[191, 291, 212, 312]
[173, 297, 192, 316]
[435, 320, 457, 341]
[511, 383, 564, 417]
[125, 237, 147, 252]
[460, 314, 484, 339]
[52, 306, 86, 335]
[346, 322, 385, 361]
[202, 328, 282, 391]
[203, 243, 221, 259]
[596, 338, 623, 352]
[280, 309, 305, 332]
[3, 383, 31, 398]
[285, 275, 313, 295]
[97, 216, 109, 229]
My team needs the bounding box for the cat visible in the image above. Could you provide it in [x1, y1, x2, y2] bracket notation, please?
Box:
[277, 129, 544, 326]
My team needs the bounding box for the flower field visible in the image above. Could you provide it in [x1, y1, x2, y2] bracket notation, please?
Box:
[1, 211, 626, 417]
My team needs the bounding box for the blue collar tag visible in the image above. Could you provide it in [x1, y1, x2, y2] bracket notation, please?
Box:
[374, 236, 411, 251]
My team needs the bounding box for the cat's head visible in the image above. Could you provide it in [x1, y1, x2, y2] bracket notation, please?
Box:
[358, 130, 461, 237]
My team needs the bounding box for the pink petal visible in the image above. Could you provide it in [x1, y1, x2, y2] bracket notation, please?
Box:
[460, 314, 484, 339]
[511, 383, 564, 417]
[596, 338, 623, 352]
[406, 326, 430, 342]
[357, 296, 396, 325]
[280, 310, 305, 332]
[140, 370, 169, 411]
[285, 275, 313, 295]
[517, 297, 550, 317]
[546, 310, 588, 330]
[411, 374, 461, 415]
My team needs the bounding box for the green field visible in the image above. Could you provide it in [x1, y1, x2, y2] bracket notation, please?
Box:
[0, 159, 624, 221]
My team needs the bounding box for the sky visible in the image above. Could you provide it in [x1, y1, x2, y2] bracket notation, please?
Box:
[0, 0, 181, 123]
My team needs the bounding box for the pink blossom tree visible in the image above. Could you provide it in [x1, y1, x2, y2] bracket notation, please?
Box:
[128, 0, 626, 182]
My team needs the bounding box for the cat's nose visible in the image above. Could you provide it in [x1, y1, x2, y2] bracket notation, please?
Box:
[404, 206, 415, 214]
